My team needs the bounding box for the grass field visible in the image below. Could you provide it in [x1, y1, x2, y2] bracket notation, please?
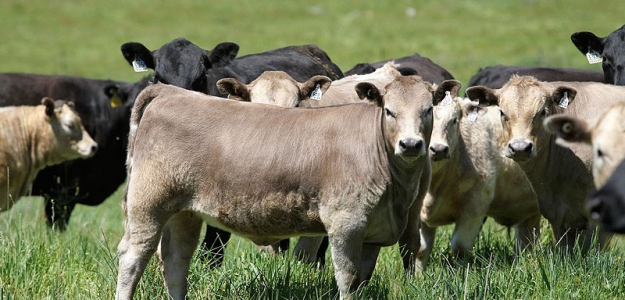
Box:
[1, 0, 625, 299]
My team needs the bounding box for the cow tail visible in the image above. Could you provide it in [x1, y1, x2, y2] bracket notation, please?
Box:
[123, 85, 158, 218]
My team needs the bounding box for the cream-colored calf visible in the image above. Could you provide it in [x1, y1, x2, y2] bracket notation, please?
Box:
[0, 98, 97, 211]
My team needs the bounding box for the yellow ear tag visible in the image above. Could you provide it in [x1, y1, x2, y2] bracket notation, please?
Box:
[110, 92, 122, 108]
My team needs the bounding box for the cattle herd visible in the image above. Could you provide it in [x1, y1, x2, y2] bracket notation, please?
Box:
[1, 24, 625, 299]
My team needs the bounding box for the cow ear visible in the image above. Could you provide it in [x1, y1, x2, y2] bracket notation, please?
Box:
[207, 42, 239, 68]
[346, 63, 376, 76]
[300, 75, 332, 100]
[42, 97, 56, 117]
[550, 86, 577, 108]
[66, 101, 76, 110]
[355, 82, 383, 106]
[397, 67, 419, 76]
[466, 86, 499, 107]
[544, 114, 591, 144]
[432, 80, 461, 105]
[104, 84, 126, 108]
[121, 42, 155, 69]
[459, 98, 483, 118]
[216, 78, 250, 101]
[571, 31, 604, 56]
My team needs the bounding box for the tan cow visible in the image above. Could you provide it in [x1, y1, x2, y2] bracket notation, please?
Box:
[216, 71, 332, 107]
[0, 98, 97, 212]
[466, 76, 625, 251]
[117, 77, 460, 299]
[299, 62, 402, 107]
[545, 102, 625, 188]
[418, 96, 540, 270]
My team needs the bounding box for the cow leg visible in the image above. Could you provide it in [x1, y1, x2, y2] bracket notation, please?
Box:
[398, 199, 422, 274]
[199, 225, 231, 268]
[316, 237, 329, 266]
[450, 215, 484, 261]
[44, 196, 76, 231]
[328, 229, 365, 299]
[158, 212, 202, 300]
[293, 236, 325, 264]
[415, 222, 437, 272]
[360, 244, 381, 282]
[513, 213, 541, 253]
[259, 239, 290, 255]
[115, 217, 162, 300]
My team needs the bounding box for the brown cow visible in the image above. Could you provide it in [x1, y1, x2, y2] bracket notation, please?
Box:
[466, 76, 625, 251]
[545, 102, 625, 188]
[116, 77, 460, 299]
[0, 98, 97, 212]
[418, 96, 540, 270]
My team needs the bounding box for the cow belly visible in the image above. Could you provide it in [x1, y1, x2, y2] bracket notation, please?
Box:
[192, 194, 326, 245]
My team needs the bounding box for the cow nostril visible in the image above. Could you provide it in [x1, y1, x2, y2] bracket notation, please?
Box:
[91, 145, 98, 153]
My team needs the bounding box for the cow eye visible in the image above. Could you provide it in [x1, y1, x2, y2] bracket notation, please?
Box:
[597, 148, 605, 158]
[539, 108, 547, 117]
[385, 108, 396, 118]
[499, 110, 508, 121]
[452, 117, 458, 124]
[425, 106, 433, 116]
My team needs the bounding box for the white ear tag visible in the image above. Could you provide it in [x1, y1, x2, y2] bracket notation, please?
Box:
[586, 48, 602, 64]
[132, 57, 149, 72]
[467, 108, 478, 122]
[310, 84, 323, 100]
[558, 91, 569, 109]
[440, 91, 453, 106]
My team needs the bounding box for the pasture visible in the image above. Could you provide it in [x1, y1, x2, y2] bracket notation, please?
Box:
[1, 0, 625, 299]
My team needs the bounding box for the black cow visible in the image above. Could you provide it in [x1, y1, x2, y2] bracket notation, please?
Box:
[344, 53, 454, 83]
[587, 159, 625, 234]
[0, 73, 149, 230]
[120, 38, 344, 96]
[571, 24, 625, 85]
[467, 65, 604, 89]
[120, 38, 344, 267]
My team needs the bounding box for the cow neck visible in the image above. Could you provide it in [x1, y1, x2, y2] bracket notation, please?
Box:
[23, 107, 63, 173]
[513, 135, 552, 188]
[381, 113, 426, 200]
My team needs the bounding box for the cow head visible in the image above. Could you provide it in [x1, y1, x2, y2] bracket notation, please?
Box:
[429, 96, 476, 162]
[356, 76, 461, 163]
[43, 97, 98, 162]
[571, 24, 625, 85]
[544, 102, 625, 187]
[587, 158, 625, 233]
[216, 71, 331, 107]
[121, 38, 239, 93]
[466, 76, 577, 163]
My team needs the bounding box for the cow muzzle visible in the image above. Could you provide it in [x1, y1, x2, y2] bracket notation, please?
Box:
[506, 139, 534, 160]
[429, 143, 450, 161]
[587, 193, 625, 234]
[397, 137, 425, 161]
[76, 140, 98, 159]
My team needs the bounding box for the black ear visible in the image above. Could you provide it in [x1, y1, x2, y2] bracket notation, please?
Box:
[466, 86, 499, 107]
[355, 82, 383, 106]
[207, 42, 239, 68]
[121, 42, 156, 69]
[216, 78, 250, 101]
[397, 67, 418, 76]
[300, 75, 332, 99]
[571, 31, 604, 55]
[345, 63, 376, 76]
[42, 97, 56, 116]
[543, 114, 591, 144]
[432, 80, 462, 105]
[550, 86, 577, 108]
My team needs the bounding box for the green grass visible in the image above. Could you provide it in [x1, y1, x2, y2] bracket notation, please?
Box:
[2, 0, 625, 299]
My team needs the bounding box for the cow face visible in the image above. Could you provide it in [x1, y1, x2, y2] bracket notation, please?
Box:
[44, 97, 98, 161]
[121, 38, 239, 93]
[216, 71, 332, 107]
[587, 158, 625, 233]
[545, 103, 625, 187]
[571, 25, 625, 85]
[429, 97, 479, 161]
[356, 77, 461, 163]
[466, 76, 576, 163]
